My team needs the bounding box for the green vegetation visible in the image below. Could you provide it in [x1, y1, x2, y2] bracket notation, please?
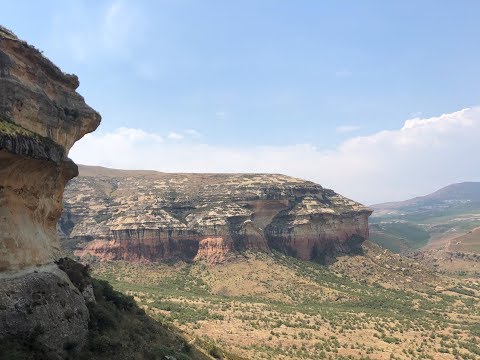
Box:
[369, 222, 430, 252]
[370, 184, 480, 255]
[91, 250, 480, 360]
[0, 326, 51, 360]
[78, 278, 204, 360]
[6, 248, 474, 359]
[0, 118, 64, 157]
[0, 118, 33, 137]
[370, 211, 480, 255]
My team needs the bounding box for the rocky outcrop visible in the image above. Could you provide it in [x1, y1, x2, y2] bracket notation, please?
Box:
[0, 26, 100, 271]
[0, 265, 90, 356]
[265, 196, 370, 262]
[0, 28, 99, 152]
[0, 26, 100, 357]
[194, 237, 234, 264]
[61, 166, 372, 264]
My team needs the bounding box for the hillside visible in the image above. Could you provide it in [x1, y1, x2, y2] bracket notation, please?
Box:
[0, 258, 213, 360]
[57, 167, 480, 358]
[88, 242, 480, 360]
[371, 182, 480, 220]
[370, 182, 480, 274]
[61, 165, 372, 264]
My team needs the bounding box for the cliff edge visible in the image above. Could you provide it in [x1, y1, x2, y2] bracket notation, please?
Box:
[62, 166, 372, 264]
[0, 26, 100, 358]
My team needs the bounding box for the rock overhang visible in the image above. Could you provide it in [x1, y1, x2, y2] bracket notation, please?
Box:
[0, 25, 101, 153]
[0, 25, 101, 356]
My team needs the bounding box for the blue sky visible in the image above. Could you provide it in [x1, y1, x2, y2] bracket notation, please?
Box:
[1, 1, 480, 203]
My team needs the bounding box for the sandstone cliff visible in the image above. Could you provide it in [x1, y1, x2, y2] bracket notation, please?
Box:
[62, 166, 372, 264]
[0, 26, 100, 357]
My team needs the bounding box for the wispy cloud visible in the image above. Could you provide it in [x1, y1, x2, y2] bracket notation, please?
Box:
[409, 111, 423, 118]
[166, 130, 202, 140]
[50, 0, 148, 63]
[185, 129, 202, 138]
[336, 125, 360, 133]
[335, 68, 352, 78]
[167, 132, 184, 140]
[70, 107, 480, 204]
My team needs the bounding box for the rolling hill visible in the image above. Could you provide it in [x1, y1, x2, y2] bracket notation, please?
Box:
[370, 182, 480, 274]
[371, 182, 480, 220]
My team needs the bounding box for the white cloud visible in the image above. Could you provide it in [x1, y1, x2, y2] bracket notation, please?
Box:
[110, 127, 163, 143]
[184, 129, 202, 138]
[167, 130, 202, 140]
[336, 125, 360, 133]
[167, 132, 184, 140]
[70, 107, 480, 204]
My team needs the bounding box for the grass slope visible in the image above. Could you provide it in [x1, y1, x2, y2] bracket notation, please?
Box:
[449, 228, 480, 253]
[89, 244, 480, 360]
[369, 222, 430, 252]
[369, 209, 480, 254]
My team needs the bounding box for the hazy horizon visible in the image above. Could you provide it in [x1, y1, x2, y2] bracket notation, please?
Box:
[2, 0, 479, 204]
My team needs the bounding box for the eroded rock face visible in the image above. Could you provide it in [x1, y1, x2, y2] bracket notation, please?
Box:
[0, 27, 100, 152]
[194, 237, 234, 264]
[62, 166, 372, 264]
[0, 26, 100, 271]
[0, 26, 100, 356]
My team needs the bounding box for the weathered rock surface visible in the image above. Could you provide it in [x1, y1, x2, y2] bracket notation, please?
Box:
[194, 237, 234, 264]
[0, 27, 100, 152]
[62, 165, 372, 264]
[0, 26, 100, 357]
[0, 26, 100, 271]
[0, 265, 89, 358]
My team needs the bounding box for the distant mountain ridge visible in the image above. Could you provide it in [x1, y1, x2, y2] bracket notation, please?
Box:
[369, 182, 480, 274]
[370, 181, 480, 216]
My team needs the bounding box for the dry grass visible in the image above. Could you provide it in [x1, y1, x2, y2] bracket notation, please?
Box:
[88, 243, 480, 360]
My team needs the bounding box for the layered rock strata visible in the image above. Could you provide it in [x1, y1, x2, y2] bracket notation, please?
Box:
[62, 166, 372, 264]
[0, 26, 100, 357]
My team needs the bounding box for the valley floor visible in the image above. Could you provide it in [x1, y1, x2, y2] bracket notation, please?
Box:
[89, 243, 480, 360]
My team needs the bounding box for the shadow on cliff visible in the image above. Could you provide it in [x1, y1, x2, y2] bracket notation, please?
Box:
[311, 234, 366, 265]
[0, 258, 211, 360]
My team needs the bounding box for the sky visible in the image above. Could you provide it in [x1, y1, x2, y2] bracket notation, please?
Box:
[1, 0, 479, 204]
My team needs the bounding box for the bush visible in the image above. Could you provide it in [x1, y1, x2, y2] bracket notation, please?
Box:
[56, 257, 91, 291]
[208, 345, 223, 359]
[93, 278, 135, 311]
